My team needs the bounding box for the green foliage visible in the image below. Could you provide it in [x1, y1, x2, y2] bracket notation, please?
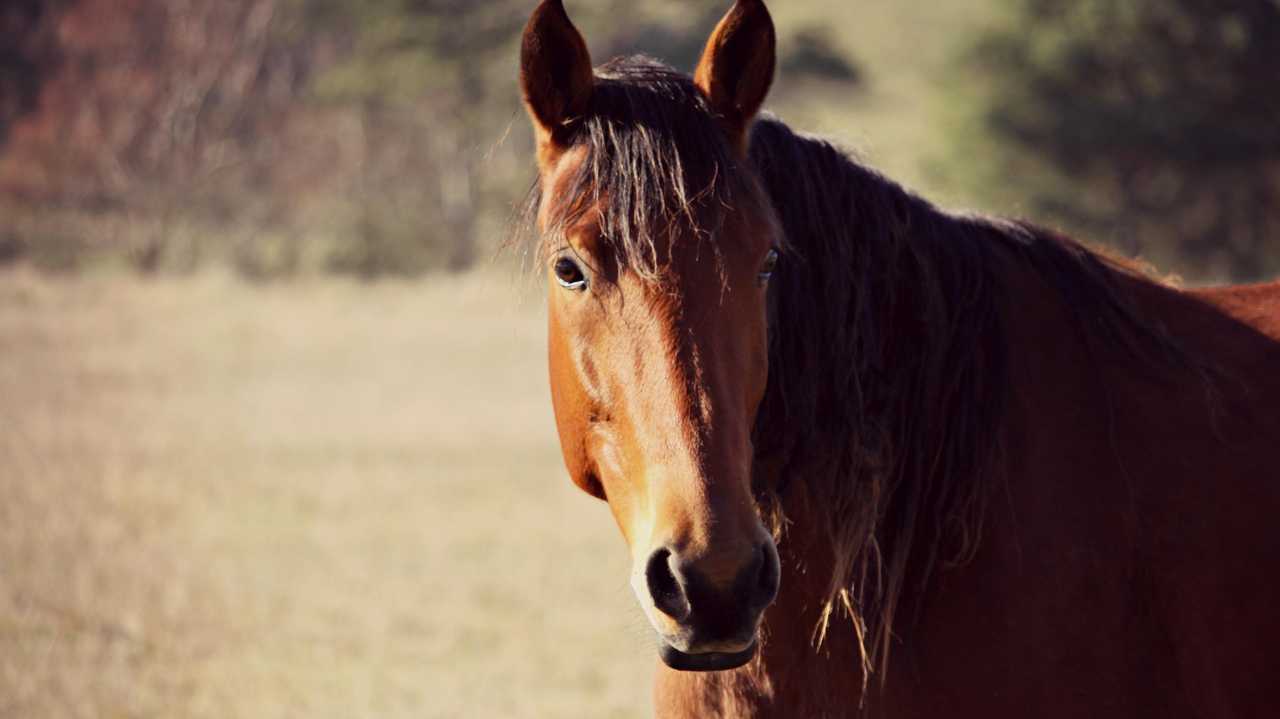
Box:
[781, 29, 861, 84]
[301, 0, 525, 106]
[961, 0, 1280, 280]
[276, 0, 530, 278]
[0, 0, 870, 281]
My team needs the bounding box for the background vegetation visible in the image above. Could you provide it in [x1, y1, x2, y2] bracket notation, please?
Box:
[950, 0, 1280, 280]
[5, 0, 1272, 282]
[1, 1, 1277, 717]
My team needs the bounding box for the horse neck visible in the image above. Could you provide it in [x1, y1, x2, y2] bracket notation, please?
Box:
[748, 117, 1015, 684]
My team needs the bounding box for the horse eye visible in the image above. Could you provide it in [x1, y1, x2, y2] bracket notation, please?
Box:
[758, 248, 779, 286]
[554, 257, 588, 290]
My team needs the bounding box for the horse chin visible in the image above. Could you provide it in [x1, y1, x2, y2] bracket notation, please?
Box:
[657, 639, 757, 672]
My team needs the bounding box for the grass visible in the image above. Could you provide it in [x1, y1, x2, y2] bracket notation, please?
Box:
[0, 268, 654, 718]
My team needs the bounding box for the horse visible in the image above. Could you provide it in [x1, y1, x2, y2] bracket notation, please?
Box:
[517, 1, 1280, 716]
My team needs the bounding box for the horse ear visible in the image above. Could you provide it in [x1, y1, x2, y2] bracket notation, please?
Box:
[693, 0, 776, 152]
[520, 0, 593, 157]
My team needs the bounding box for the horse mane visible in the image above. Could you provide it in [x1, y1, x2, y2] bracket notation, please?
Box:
[523, 55, 1197, 686]
[746, 116, 1007, 681]
[746, 116, 1200, 683]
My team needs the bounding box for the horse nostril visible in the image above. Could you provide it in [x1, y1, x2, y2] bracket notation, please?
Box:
[752, 540, 781, 609]
[645, 547, 691, 621]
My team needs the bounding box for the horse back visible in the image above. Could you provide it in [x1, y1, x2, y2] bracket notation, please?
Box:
[943, 269, 1280, 718]
[1192, 279, 1280, 340]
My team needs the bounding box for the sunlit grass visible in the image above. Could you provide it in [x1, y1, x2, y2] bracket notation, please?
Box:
[0, 269, 653, 718]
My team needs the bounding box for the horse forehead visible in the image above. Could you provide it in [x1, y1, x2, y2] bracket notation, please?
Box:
[537, 145, 593, 231]
[629, 266, 735, 337]
[666, 242, 730, 290]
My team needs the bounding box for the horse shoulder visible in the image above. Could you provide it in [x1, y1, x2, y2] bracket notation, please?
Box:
[1107, 275, 1280, 716]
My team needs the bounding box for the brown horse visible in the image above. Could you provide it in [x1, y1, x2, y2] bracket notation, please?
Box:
[518, 1, 1280, 716]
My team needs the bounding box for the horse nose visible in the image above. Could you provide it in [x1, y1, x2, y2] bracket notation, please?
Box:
[645, 547, 692, 621]
[747, 538, 782, 610]
[644, 539, 780, 624]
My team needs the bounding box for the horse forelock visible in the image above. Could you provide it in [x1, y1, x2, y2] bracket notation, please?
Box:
[526, 56, 781, 285]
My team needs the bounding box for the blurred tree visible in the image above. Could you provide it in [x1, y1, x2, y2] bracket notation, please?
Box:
[0, 0, 71, 266]
[0, 1, 68, 148]
[293, 0, 531, 277]
[0, 0, 865, 278]
[779, 28, 861, 85]
[0, 0, 323, 272]
[968, 0, 1280, 281]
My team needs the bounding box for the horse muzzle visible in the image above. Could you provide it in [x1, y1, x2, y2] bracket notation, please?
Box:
[658, 638, 759, 671]
[634, 536, 780, 672]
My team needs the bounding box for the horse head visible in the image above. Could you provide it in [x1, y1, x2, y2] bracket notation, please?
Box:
[520, 0, 782, 671]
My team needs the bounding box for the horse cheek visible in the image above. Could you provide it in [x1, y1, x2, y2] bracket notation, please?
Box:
[547, 311, 603, 499]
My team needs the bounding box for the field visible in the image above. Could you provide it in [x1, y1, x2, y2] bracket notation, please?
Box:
[0, 269, 654, 718]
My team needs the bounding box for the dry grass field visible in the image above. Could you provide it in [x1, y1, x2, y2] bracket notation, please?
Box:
[0, 268, 653, 718]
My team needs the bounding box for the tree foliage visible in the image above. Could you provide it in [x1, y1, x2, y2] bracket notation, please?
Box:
[0, 0, 323, 272]
[290, 0, 531, 277]
[0, 0, 862, 278]
[970, 0, 1280, 280]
